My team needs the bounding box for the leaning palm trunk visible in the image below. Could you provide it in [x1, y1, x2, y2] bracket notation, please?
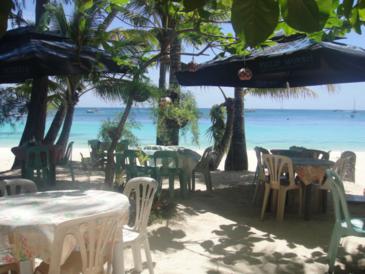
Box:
[12, 77, 48, 169]
[225, 87, 248, 171]
[104, 95, 134, 186]
[213, 97, 235, 170]
[56, 102, 75, 154]
[56, 78, 78, 154]
[44, 103, 66, 144]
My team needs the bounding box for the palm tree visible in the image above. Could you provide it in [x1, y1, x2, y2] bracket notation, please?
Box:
[38, 2, 122, 153]
[119, 0, 231, 145]
[224, 86, 317, 171]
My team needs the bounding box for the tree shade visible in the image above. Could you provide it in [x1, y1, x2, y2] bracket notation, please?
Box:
[0, 27, 127, 84]
[176, 37, 365, 88]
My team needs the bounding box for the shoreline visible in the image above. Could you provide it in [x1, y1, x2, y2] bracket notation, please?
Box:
[1, 146, 364, 186]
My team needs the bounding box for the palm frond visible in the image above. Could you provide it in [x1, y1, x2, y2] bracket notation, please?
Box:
[248, 86, 317, 99]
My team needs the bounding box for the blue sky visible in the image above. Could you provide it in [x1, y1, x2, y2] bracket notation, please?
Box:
[21, 3, 365, 110]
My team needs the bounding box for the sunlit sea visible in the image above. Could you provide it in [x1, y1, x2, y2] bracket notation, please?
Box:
[0, 108, 364, 151]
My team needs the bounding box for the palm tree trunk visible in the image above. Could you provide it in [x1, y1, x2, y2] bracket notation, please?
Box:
[12, 76, 48, 169]
[56, 103, 75, 154]
[19, 77, 48, 144]
[36, 0, 48, 25]
[165, 36, 181, 145]
[105, 95, 134, 186]
[225, 87, 248, 171]
[156, 35, 170, 145]
[56, 78, 78, 154]
[44, 103, 66, 144]
[213, 98, 235, 170]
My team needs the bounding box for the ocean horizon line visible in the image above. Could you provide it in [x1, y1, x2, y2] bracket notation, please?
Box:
[75, 107, 365, 111]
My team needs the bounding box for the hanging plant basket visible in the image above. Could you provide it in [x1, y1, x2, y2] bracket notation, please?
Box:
[133, 89, 150, 102]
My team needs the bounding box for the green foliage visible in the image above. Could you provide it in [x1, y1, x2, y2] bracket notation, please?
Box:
[227, 0, 364, 47]
[0, 0, 13, 36]
[232, 0, 279, 47]
[280, 0, 325, 33]
[0, 86, 27, 127]
[183, 0, 207, 11]
[94, 78, 161, 103]
[98, 115, 140, 145]
[153, 91, 200, 145]
[207, 104, 226, 150]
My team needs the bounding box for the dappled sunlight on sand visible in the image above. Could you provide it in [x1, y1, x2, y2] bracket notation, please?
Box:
[1, 158, 364, 273]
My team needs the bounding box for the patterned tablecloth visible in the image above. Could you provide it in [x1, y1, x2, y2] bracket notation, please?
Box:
[290, 157, 335, 185]
[0, 190, 129, 265]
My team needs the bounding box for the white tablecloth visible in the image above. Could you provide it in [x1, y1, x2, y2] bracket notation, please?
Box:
[0, 190, 129, 265]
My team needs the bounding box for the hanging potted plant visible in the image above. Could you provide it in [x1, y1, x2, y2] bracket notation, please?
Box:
[153, 91, 200, 145]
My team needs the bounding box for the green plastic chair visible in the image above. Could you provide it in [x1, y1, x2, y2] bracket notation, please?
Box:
[57, 141, 75, 183]
[153, 150, 186, 198]
[24, 145, 51, 184]
[115, 140, 129, 152]
[191, 146, 215, 192]
[324, 169, 365, 273]
[87, 139, 103, 167]
[123, 150, 155, 181]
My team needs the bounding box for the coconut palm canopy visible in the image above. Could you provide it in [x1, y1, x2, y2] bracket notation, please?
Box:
[0, 27, 127, 84]
[176, 37, 365, 88]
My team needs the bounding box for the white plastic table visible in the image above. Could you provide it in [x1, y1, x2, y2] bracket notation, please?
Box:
[0, 189, 129, 274]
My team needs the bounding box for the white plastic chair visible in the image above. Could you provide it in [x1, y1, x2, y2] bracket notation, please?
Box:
[0, 180, 33, 274]
[324, 170, 365, 273]
[261, 155, 303, 221]
[115, 177, 158, 274]
[2, 178, 37, 195]
[36, 210, 125, 274]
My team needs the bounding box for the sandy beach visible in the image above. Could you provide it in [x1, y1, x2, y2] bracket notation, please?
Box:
[1, 146, 365, 273]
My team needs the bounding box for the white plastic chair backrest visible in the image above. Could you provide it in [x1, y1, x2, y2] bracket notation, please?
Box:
[263, 154, 295, 188]
[0, 180, 6, 197]
[254, 147, 270, 178]
[123, 177, 158, 233]
[49, 210, 124, 274]
[340, 151, 356, 182]
[333, 157, 346, 180]
[3, 179, 37, 195]
[325, 170, 353, 231]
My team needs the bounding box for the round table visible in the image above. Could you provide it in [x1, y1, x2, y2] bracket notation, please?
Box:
[0, 190, 129, 273]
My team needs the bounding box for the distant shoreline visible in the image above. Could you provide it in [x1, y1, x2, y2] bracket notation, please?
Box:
[75, 107, 365, 111]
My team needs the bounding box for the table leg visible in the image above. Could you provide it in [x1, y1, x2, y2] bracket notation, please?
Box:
[19, 260, 33, 274]
[321, 189, 328, 213]
[113, 241, 125, 274]
[21, 161, 27, 178]
[304, 184, 313, 220]
[49, 164, 56, 185]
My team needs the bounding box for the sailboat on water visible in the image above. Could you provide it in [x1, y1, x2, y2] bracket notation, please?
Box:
[350, 100, 356, 118]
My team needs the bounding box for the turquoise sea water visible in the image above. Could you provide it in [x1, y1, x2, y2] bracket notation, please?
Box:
[0, 108, 364, 151]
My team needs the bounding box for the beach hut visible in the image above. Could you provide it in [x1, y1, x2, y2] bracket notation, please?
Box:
[176, 36, 365, 88]
[0, 27, 127, 83]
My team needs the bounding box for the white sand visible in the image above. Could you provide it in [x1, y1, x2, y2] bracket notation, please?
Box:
[1, 146, 364, 273]
[1, 147, 364, 185]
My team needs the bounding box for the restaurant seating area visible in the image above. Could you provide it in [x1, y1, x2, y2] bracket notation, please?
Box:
[0, 141, 364, 274]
